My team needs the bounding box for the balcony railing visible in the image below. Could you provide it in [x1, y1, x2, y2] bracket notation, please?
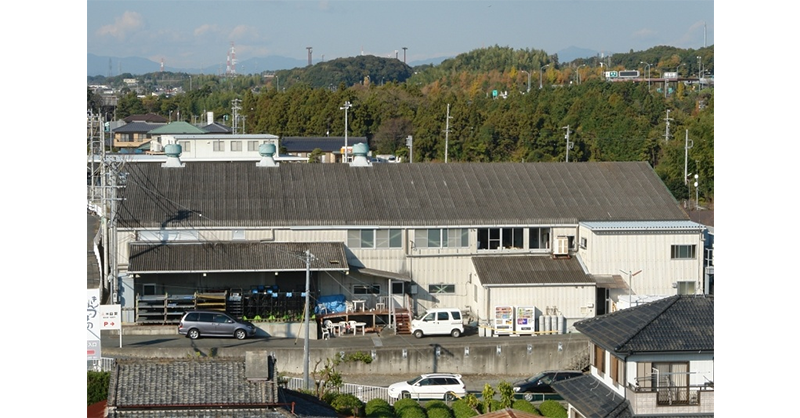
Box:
[628, 382, 714, 407]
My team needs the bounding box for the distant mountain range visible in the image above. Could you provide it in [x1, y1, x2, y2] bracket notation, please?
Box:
[88, 47, 602, 77]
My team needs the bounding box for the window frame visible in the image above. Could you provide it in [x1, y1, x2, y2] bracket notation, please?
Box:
[348, 229, 402, 249]
[428, 284, 456, 294]
[671, 244, 697, 259]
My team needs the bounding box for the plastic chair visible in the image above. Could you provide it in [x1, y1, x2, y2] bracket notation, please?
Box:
[322, 320, 333, 340]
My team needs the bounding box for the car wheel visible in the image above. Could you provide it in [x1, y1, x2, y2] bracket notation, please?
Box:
[445, 392, 456, 401]
[401, 391, 411, 399]
[413, 330, 424, 339]
[451, 329, 461, 338]
[235, 329, 247, 340]
[524, 393, 533, 401]
[188, 329, 200, 340]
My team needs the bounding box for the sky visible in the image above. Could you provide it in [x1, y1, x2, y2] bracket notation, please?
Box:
[87, 0, 715, 69]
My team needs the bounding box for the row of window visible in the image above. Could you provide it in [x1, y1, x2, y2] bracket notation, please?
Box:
[177, 141, 266, 153]
[353, 284, 455, 295]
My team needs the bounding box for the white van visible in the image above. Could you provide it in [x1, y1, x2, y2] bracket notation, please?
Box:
[411, 308, 464, 338]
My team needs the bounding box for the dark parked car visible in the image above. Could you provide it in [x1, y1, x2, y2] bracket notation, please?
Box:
[178, 310, 257, 340]
[512, 370, 583, 396]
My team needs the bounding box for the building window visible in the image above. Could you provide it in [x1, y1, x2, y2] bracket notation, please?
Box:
[529, 227, 551, 249]
[677, 281, 696, 295]
[428, 284, 455, 294]
[478, 228, 523, 250]
[580, 237, 587, 249]
[248, 141, 259, 151]
[415, 228, 468, 248]
[671, 245, 696, 259]
[594, 344, 605, 374]
[348, 229, 401, 249]
[178, 141, 191, 152]
[213, 141, 225, 152]
[231, 141, 242, 151]
[353, 285, 380, 295]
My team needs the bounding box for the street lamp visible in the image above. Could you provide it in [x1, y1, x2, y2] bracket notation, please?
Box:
[577, 64, 587, 85]
[640, 61, 652, 90]
[539, 64, 550, 89]
[340, 101, 353, 163]
[520, 70, 531, 93]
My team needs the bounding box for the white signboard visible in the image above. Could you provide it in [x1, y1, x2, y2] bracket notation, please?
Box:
[87, 289, 102, 360]
[100, 305, 121, 330]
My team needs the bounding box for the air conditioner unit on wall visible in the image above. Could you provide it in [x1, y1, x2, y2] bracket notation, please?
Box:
[553, 236, 569, 256]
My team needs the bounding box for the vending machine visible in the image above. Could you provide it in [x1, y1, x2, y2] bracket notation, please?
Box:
[493, 305, 514, 336]
[514, 306, 536, 336]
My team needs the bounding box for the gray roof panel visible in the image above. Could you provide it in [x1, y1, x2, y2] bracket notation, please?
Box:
[117, 161, 688, 229]
[472, 255, 592, 286]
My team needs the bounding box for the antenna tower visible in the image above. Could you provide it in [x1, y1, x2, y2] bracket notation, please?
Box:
[307, 47, 313, 66]
[160, 58, 164, 73]
[230, 42, 237, 74]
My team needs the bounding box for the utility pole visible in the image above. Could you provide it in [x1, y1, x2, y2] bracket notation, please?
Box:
[563, 125, 573, 162]
[684, 130, 693, 185]
[231, 99, 242, 134]
[406, 135, 413, 163]
[444, 104, 452, 163]
[302, 249, 315, 390]
[664, 109, 673, 142]
[340, 101, 353, 163]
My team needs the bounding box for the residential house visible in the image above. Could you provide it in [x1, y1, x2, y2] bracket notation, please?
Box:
[552, 294, 714, 417]
[281, 136, 369, 163]
[112, 121, 165, 151]
[146, 122, 208, 153]
[109, 147, 706, 334]
[106, 352, 337, 417]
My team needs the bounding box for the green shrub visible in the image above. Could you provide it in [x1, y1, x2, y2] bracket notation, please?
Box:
[87, 371, 110, 406]
[331, 393, 364, 417]
[511, 399, 539, 414]
[451, 399, 479, 418]
[538, 400, 567, 418]
[366, 398, 394, 417]
[392, 398, 426, 418]
[424, 400, 454, 418]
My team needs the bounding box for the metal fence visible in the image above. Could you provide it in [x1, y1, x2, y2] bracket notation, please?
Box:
[284, 377, 393, 404]
[87, 357, 116, 372]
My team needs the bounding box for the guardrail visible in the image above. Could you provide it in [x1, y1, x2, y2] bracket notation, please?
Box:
[87, 357, 116, 372]
[284, 377, 392, 404]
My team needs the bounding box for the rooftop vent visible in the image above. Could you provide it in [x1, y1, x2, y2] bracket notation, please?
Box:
[161, 144, 184, 168]
[256, 143, 279, 167]
[349, 142, 372, 167]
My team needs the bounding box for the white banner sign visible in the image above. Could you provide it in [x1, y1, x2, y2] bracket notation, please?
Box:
[87, 289, 102, 360]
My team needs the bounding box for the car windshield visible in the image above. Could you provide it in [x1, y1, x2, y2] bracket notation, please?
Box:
[407, 376, 424, 385]
[525, 374, 546, 383]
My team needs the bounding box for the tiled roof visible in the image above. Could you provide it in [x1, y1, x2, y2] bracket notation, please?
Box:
[574, 295, 714, 354]
[202, 122, 233, 133]
[107, 357, 280, 409]
[117, 161, 687, 229]
[282, 136, 368, 152]
[472, 255, 591, 286]
[127, 242, 350, 273]
[113, 121, 165, 133]
[551, 374, 632, 418]
[149, 121, 208, 134]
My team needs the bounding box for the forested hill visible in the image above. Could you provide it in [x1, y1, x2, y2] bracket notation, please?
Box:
[88, 45, 714, 205]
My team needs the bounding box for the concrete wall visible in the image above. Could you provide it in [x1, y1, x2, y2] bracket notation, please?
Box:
[105, 335, 590, 378]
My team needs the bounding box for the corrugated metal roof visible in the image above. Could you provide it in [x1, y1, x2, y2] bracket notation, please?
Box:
[117, 161, 688, 229]
[127, 242, 349, 273]
[581, 220, 704, 231]
[472, 255, 592, 286]
[551, 374, 632, 418]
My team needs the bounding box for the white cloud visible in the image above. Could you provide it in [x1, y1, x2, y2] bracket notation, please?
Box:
[194, 23, 220, 37]
[96, 11, 143, 40]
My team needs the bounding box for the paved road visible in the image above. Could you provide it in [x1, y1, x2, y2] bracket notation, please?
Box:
[102, 326, 578, 351]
